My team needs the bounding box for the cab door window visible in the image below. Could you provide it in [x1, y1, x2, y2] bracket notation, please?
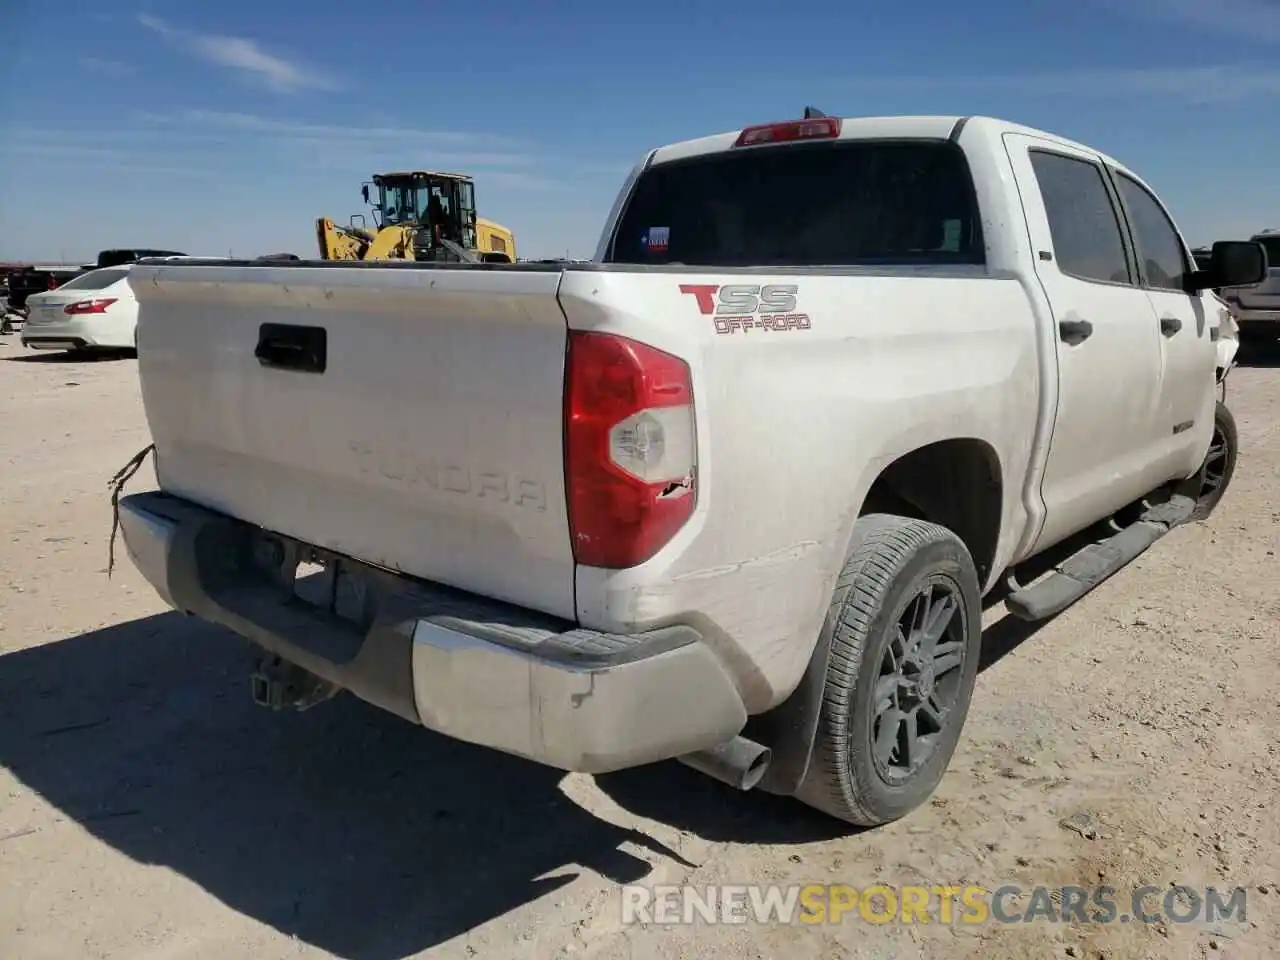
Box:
[1113, 173, 1190, 292]
[1028, 150, 1133, 286]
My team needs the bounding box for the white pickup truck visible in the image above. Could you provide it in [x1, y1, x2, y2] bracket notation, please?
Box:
[116, 113, 1267, 827]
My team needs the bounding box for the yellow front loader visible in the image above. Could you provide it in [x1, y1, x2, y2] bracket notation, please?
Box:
[316, 170, 517, 263]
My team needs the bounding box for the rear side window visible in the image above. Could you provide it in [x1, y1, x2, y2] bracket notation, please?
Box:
[1113, 172, 1189, 292]
[56, 268, 130, 292]
[607, 140, 984, 267]
[1029, 151, 1131, 286]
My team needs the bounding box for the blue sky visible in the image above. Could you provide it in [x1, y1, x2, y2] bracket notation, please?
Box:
[2, 0, 1279, 262]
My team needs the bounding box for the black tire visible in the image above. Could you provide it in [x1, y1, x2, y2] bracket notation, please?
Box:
[1190, 401, 1238, 522]
[795, 514, 982, 827]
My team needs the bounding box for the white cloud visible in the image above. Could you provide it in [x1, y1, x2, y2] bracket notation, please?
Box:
[848, 64, 1280, 103]
[169, 109, 528, 151]
[1126, 0, 1280, 43]
[1010, 64, 1280, 102]
[0, 109, 573, 192]
[572, 160, 637, 178]
[127, 110, 540, 173]
[80, 57, 134, 77]
[0, 143, 127, 160]
[137, 14, 337, 93]
[42, 111, 628, 184]
[482, 170, 569, 191]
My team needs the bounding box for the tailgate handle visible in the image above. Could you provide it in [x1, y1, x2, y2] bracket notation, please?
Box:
[255, 323, 326, 373]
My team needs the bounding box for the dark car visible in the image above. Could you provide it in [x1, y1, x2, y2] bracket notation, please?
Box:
[3, 250, 187, 322]
[3, 266, 83, 312]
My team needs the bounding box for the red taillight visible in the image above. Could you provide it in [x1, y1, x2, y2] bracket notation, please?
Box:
[733, 117, 842, 148]
[565, 331, 697, 569]
[63, 298, 118, 315]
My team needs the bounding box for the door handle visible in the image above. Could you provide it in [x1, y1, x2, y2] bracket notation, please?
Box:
[1160, 315, 1182, 336]
[255, 323, 327, 373]
[1058, 318, 1094, 344]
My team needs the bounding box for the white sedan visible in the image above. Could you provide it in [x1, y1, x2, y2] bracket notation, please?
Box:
[21, 265, 139, 352]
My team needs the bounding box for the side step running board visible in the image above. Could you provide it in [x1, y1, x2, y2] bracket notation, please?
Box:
[1005, 495, 1196, 622]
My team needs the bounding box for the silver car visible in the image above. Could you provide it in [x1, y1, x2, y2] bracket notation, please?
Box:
[1219, 230, 1280, 345]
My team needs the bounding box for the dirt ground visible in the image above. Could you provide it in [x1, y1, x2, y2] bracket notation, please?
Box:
[1, 337, 1277, 960]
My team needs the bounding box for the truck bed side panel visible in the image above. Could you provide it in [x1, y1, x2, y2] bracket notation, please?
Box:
[130, 263, 577, 619]
[559, 267, 1040, 713]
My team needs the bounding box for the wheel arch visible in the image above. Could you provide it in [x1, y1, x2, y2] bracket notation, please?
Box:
[859, 438, 1004, 588]
[750, 436, 1004, 797]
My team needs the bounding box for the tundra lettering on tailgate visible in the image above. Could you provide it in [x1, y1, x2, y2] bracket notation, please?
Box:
[679, 283, 812, 335]
[347, 441, 547, 512]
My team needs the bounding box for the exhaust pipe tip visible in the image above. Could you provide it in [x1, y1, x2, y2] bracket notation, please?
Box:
[678, 735, 772, 792]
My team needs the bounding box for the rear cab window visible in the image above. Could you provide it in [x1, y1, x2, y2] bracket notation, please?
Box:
[605, 139, 984, 267]
[56, 268, 130, 292]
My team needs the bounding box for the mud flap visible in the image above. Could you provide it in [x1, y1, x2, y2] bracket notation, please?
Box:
[745, 625, 834, 797]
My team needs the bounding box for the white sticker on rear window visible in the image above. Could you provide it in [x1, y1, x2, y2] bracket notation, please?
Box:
[643, 226, 670, 254]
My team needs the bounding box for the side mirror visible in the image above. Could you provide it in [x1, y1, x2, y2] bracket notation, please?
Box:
[1190, 240, 1268, 291]
[361, 185, 369, 204]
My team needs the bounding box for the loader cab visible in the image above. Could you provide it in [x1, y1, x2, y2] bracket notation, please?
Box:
[366, 171, 479, 258]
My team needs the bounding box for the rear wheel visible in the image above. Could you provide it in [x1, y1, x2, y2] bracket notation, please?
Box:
[795, 514, 982, 827]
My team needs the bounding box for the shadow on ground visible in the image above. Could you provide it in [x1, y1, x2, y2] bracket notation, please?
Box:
[2, 348, 135, 363]
[0, 614, 695, 959]
[1, 599, 1054, 958]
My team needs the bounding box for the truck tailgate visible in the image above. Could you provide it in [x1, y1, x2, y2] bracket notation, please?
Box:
[129, 262, 576, 619]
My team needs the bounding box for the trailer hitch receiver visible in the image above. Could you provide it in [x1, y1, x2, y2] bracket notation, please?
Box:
[249, 655, 339, 711]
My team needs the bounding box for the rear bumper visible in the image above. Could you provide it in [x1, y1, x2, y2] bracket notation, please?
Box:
[117, 491, 747, 773]
[21, 317, 132, 349]
[23, 336, 92, 351]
